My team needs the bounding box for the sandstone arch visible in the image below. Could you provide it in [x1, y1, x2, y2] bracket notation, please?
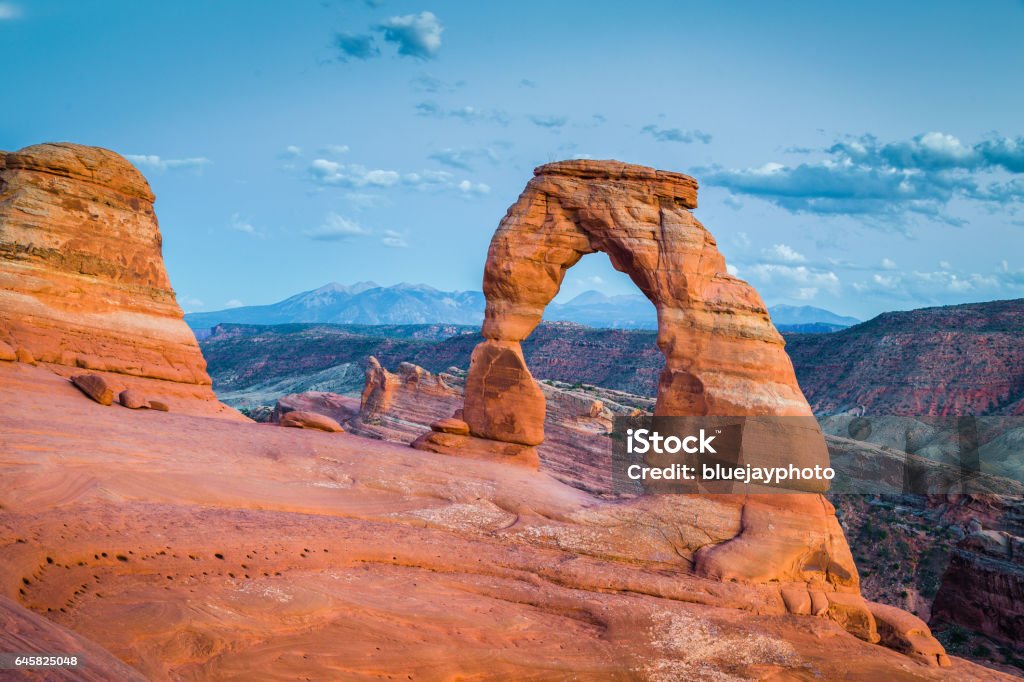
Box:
[462, 159, 813, 448]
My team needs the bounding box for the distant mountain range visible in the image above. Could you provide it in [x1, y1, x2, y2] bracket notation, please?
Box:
[199, 297, 1024, 418]
[184, 282, 859, 334]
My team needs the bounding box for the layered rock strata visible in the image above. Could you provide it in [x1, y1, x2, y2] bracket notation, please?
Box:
[0, 143, 239, 418]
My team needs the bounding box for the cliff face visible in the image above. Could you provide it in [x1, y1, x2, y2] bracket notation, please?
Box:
[930, 495, 1024, 649]
[0, 143, 236, 416]
[786, 299, 1024, 416]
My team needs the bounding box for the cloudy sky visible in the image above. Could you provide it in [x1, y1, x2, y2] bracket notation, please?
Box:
[2, 0, 1023, 319]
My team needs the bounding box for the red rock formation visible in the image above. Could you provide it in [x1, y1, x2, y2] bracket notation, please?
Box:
[409, 159, 951, 659]
[0, 143, 238, 418]
[279, 410, 344, 433]
[71, 374, 114, 406]
[118, 388, 149, 409]
[349, 358, 463, 442]
[786, 298, 1024, 416]
[271, 391, 360, 425]
[3, 358, 1006, 679]
[931, 505, 1024, 648]
[471, 159, 811, 426]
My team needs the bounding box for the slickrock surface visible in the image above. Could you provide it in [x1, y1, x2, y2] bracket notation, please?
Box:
[0, 360, 1010, 681]
[0, 143, 239, 418]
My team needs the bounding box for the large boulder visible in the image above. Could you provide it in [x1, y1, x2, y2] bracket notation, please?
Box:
[279, 410, 344, 433]
[71, 373, 114, 406]
[271, 391, 360, 425]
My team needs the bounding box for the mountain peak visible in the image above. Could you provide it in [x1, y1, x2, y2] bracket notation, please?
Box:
[313, 281, 380, 295]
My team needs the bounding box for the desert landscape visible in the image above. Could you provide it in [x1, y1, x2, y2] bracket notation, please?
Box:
[3, 140, 1022, 681]
[5, 3, 1024, 678]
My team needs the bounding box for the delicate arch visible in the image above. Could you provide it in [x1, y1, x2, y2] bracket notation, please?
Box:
[464, 160, 812, 446]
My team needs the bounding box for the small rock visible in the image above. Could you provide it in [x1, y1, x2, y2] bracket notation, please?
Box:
[588, 400, 604, 418]
[869, 601, 950, 667]
[780, 586, 811, 615]
[431, 417, 470, 436]
[0, 340, 16, 361]
[279, 411, 343, 433]
[119, 389, 150, 409]
[71, 374, 114, 406]
[149, 400, 170, 412]
[15, 347, 36, 364]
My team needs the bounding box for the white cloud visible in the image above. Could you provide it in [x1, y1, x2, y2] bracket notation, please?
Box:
[126, 154, 210, 172]
[428, 146, 499, 171]
[304, 213, 371, 241]
[180, 295, 205, 312]
[723, 195, 743, 210]
[320, 144, 349, 156]
[308, 158, 490, 197]
[458, 179, 490, 195]
[309, 159, 400, 187]
[280, 145, 302, 158]
[881, 257, 897, 269]
[529, 114, 568, 129]
[376, 11, 443, 59]
[850, 262, 1024, 304]
[704, 131, 1024, 224]
[381, 230, 408, 248]
[794, 287, 818, 300]
[641, 125, 712, 144]
[415, 101, 510, 125]
[0, 3, 21, 19]
[745, 263, 840, 294]
[229, 214, 257, 235]
[223, 299, 244, 309]
[763, 243, 807, 263]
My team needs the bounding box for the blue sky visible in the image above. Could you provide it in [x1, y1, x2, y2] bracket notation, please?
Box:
[2, 0, 1023, 319]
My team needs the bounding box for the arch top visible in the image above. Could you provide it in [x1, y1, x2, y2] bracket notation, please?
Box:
[533, 159, 698, 208]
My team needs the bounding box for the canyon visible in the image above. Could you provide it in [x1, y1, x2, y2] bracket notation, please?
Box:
[0, 144, 1017, 679]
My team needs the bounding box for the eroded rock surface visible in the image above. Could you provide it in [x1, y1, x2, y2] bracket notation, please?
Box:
[408, 159, 949, 660]
[469, 159, 812, 428]
[0, 360, 1008, 680]
[0, 143, 239, 418]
